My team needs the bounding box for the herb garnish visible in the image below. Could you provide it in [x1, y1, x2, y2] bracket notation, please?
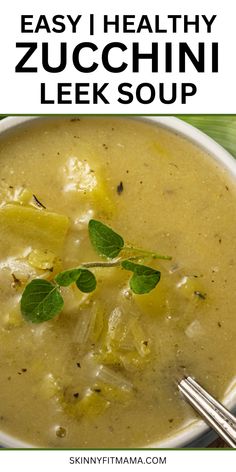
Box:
[20, 219, 171, 323]
[121, 260, 161, 295]
[88, 219, 124, 258]
[117, 181, 124, 195]
[32, 194, 46, 209]
[21, 279, 64, 323]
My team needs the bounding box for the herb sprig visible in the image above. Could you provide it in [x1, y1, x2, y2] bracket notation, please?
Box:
[20, 220, 171, 323]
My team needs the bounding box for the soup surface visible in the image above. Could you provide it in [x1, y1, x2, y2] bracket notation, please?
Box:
[0, 117, 236, 448]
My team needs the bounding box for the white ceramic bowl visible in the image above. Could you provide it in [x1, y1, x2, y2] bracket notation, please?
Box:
[0, 115, 235, 448]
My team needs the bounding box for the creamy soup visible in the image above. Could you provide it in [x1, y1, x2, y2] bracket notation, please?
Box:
[0, 117, 236, 448]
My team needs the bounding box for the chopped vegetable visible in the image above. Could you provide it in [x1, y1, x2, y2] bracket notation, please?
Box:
[74, 302, 104, 345]
[93, 382, 132, 403]
[129, 318, 150, 357]
[0, 204, 69, 254]
[185, 320, 204, 338]
[62, 156, 114, 215]
[70, 388, 110, 418]
[18, 188, 34, 206]
[106, 307, 130, 351]
[95, 365, 133, 391]
[28, 249, 56, 270]
[89, 303, 104, 343]
[119, 351, 149, 372]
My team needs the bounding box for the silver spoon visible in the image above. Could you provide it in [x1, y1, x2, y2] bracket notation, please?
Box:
[178, 376, 236, 448]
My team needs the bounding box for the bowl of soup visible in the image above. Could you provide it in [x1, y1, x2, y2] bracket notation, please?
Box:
[0, 115, 235, 448]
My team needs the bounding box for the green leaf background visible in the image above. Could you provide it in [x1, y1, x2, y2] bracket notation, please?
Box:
[179, 115, 236, 159]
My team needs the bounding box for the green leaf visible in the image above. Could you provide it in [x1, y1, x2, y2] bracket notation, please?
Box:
[179, 115, 236, 159]
[55, 267, 96, 293]
[76, 269, 97, 293]
[121, 260, 161, 294]
[88, 219, 124, 258]
[55, 268, 82, 287]
[20, 279, 64, 323]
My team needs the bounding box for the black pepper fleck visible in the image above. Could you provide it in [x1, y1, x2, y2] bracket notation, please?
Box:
[194, 291, 206, 300]
[117, 181, 124, 195]
[76, 362, 81, 368]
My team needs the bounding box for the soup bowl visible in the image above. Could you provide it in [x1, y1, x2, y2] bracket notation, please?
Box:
[0, 115, 235, 448]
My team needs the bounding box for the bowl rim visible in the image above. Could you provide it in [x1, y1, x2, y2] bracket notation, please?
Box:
[0, 115, 235, 449]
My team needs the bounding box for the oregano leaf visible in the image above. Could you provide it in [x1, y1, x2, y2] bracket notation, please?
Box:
[20, 279, 64, 323]
[76, 269, 97, 293]
[55, 268, 82, 287]
[122, 260, 161, 294]
[88, 219, 124, 258]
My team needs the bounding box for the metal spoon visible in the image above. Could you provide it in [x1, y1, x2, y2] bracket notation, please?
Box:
[178, 376, 236, 448]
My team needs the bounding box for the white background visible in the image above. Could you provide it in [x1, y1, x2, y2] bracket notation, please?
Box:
[0, 0, 235, 113]
[0, 450, 235, 472]
[0, 0, 236, 468]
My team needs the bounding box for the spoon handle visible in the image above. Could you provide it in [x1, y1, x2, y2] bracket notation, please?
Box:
[178, 376, 236, 448]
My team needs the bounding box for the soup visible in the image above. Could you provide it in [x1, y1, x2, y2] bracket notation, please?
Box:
[0, 117, 235, 448]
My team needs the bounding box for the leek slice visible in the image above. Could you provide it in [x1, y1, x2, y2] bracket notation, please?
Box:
[74, 302, 104, 344]
[71, 388, 110, 418]
[95, 365, 133, 391]
[119, 351, 150, 372]
[28, 249, 56, 270]
[93, 382, 132, 402]
[0, 204, 69, 255]
[129, 318, 150, 357]
[62, 156, 114, 216]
